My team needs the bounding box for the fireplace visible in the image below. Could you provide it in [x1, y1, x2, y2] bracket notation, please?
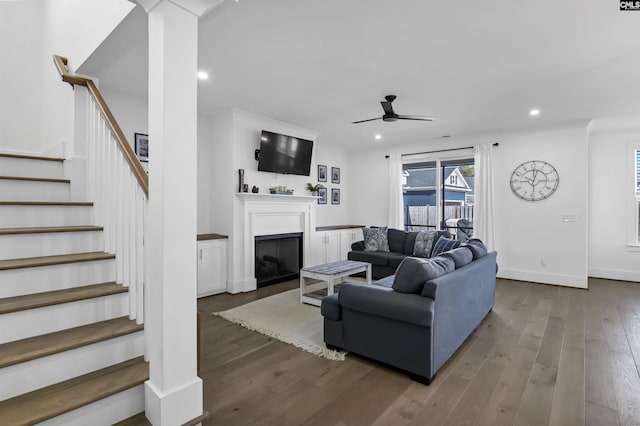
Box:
[255, 232, 303, 288]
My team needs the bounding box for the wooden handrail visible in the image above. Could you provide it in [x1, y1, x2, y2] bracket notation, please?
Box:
[52, 55, 149, 196]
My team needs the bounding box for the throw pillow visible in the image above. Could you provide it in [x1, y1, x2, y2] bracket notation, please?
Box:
[439, 246, 473, 268]
[431, 237, 461, 257]
[392, 256, 455, 294]
[463, 239, 488, 259]
[362, 226, 390, 252]
[412, 231, 438, 258]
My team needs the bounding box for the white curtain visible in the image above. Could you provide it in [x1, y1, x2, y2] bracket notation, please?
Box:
[473, 143, 495, 250]
[388, 154, 404, 229]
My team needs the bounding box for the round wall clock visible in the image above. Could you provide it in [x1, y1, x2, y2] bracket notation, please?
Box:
[510, 160, 559, 201]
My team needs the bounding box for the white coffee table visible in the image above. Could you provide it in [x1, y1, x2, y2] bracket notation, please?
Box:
[300, 259, 372, 306]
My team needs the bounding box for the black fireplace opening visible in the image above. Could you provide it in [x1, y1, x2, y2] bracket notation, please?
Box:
[255, 232, 303, 288]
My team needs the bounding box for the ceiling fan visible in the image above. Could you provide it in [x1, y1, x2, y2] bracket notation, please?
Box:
[352, 95, 435, 124]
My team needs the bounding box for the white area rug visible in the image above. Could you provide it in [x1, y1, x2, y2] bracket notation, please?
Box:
[213, 289, 346, 361]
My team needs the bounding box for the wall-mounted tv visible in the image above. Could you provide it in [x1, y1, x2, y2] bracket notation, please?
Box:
[257, 130, 314, 176]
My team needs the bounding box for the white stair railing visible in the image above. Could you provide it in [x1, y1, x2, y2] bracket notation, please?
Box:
[54, 55, 148, 324]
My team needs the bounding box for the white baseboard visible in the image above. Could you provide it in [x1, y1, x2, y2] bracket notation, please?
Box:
[145, 377, 203, 426]
[226, 278, 257, 294]
[588, 267, 640, 283]
[497, 268, 588, 289]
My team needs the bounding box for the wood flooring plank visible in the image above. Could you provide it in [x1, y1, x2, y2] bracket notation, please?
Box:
[444, 359, 506, 425]
[478, 347, 537, 426]
[585, 336, 619, 411]
[586, 402, 620, 426]
[407, 374, 470, 426]
[302, 366, 410, 426]
[609, 349, 640, 425]
[514, 362, 557, 426]
[548, 345, 585, 426]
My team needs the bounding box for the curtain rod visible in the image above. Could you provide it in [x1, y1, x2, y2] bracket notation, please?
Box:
[385, 142, 499, 158]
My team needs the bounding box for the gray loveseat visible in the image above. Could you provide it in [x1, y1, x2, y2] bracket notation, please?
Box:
[322, 240, 496, 384]
[348, 228, 451, 279]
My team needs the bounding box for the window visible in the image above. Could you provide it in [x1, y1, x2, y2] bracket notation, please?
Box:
[402, 157, 474, 240]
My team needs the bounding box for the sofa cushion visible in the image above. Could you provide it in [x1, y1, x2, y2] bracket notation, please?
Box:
[387, 252, 408, 269]
[413, 231, 439, 258]
[403, 231, 419, 254]
[464, 239, 488, 259]
[363, 227, 390, 252]
[392, 256, 455, 294]
[387, 228, 407, 253]
[348, 250, 390, 266]
[431, 237, 461, 257]
[373, 275, 395, 288]
[439, 246, 473, 268]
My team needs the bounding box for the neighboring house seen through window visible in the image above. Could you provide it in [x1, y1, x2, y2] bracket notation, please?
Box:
[402, 157, 474, 241]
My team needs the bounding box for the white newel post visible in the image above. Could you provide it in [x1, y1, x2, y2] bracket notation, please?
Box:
[138, 0, 222, 424]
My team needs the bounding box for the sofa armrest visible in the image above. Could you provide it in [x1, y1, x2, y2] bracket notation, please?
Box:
[321, 294, 341, 320]
[339, 283, 434, 327]
[351, 240, 365, 251]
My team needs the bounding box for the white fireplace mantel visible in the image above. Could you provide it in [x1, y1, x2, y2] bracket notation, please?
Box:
[230, 192, 317, 293]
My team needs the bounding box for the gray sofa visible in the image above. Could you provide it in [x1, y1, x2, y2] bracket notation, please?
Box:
[348, 228, 451, 279]
[322, 240, 496, 384]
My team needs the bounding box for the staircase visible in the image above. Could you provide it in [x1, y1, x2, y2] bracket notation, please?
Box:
[0, 152, 148, 425]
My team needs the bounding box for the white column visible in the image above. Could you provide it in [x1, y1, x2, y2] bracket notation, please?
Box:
[138, 0, 221, 424]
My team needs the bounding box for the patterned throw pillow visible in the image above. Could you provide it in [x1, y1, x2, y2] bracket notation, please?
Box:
[412, 231, 438, 258]
[430, 237, 461, 257]
[363, 227, 390, 252]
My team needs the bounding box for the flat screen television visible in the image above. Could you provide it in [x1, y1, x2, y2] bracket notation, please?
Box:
[257, 130, 314, 176]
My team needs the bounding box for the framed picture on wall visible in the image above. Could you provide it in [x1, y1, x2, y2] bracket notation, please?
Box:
[331, 188, 340, 205]
[318, 187, 327, 204]
[331, 167, 340, 184]
[135, 133, 149, 162]
[318, 164, 327, 182]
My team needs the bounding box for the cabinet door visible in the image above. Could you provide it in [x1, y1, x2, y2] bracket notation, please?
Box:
[340, 229, 360, 260]
[197, 240, 227, 297]
[324, 231, 341, 263]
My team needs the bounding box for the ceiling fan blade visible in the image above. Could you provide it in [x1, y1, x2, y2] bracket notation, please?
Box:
[380, 101, 394, 115]
[396, 115, 436, 121]
[352, 117, 382, 124]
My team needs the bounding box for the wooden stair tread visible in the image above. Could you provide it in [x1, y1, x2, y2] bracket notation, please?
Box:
[0, 152, 64, 162]
[0, 282, 126, 314]
[113, 412, 152, 426]
[0, 175, 70, 183]
[0, 201, 93, 206]
[0, 357, 148, 425]
[0, 251, 114, 271]
[0, 225, 103, 235]
[0, 316, 143, 368]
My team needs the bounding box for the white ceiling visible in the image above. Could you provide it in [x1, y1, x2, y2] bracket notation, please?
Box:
[79, 0, 640, 152]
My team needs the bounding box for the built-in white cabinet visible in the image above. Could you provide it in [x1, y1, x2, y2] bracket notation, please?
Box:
[309, 227, 363, 266]
[197, 236, 227, 297]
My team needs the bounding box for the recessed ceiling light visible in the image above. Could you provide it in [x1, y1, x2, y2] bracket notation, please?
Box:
[374, 134, 382, 140]
[530, 109, 540, 116]
[197, 71, 209, 80]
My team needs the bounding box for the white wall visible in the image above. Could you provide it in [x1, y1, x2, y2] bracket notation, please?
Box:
[0, 0, 133, 156]
[493, 126, 588, 288]
[0, 0, 43, 153]
[588, 122, 640, 282]
[348, 125, 590, 288]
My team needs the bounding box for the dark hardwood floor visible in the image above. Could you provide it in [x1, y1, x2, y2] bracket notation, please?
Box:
[197, 277, 640, 426]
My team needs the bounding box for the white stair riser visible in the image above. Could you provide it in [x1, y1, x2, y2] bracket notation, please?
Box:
[0, 205, 93, 228]
[39, 384, 145, 426]
[0, 292, 129, 344]
[0, 231, 104, 260]
[0, 157, 64, 179]
[0, 180, 69, 202]
[0, 259, 115, 298]
[0, 331, 144, 400]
